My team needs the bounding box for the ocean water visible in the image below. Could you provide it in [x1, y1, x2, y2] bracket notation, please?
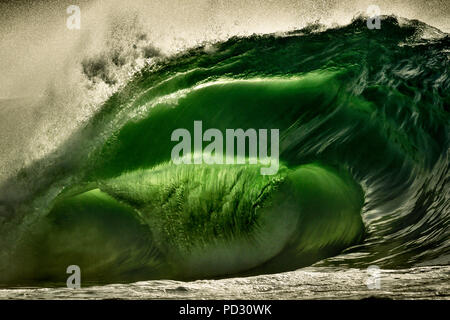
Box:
[0, 15, 448, 299]
[0, 267, 448, 300]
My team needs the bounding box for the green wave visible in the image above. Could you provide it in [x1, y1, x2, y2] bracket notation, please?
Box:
[0, 16, 448, 285]
[13, 163, 363, 283]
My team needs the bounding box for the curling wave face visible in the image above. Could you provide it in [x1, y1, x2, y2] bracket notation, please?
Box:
[0, 16, 448, 285]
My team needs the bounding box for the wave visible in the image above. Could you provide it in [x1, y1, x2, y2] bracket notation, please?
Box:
[0, 16, 448, 285]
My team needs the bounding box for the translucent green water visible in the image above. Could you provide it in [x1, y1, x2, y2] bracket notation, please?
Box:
[0, 16, 448, 285]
